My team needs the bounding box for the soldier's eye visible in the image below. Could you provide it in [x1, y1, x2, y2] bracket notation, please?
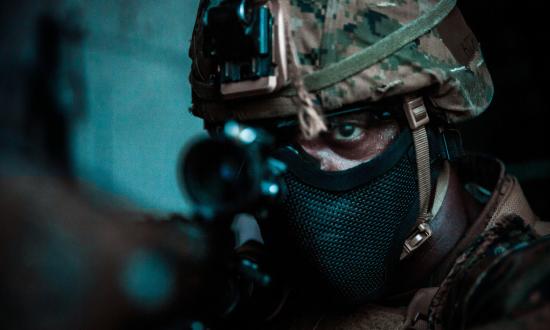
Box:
[330, 123, 365, 141]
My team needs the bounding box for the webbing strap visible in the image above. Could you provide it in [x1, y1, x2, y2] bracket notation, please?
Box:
[298, 0, 457, 93]
[401, 96, 433, 259]
[413, 127, 432, 219]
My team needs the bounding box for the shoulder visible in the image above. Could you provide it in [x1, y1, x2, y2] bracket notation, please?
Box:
[429, 214, 550, 330]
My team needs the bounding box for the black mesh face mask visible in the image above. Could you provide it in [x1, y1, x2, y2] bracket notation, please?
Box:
[264, 129, 420, 305]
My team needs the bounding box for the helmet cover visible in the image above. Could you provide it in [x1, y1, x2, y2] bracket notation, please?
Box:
[189, 0, 493, 124]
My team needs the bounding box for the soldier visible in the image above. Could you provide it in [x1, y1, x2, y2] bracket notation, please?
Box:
[187, 0, 550, 329]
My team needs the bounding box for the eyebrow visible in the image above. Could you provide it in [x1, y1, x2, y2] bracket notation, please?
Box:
[327, 112, 372, 123]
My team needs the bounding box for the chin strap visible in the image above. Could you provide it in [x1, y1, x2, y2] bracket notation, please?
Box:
[401, 96, 434, 260]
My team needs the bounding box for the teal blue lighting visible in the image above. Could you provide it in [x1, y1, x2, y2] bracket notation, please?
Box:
[120, 250, 175, 310]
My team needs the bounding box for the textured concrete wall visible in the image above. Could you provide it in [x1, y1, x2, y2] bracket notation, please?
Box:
[64, 0, 202, 213]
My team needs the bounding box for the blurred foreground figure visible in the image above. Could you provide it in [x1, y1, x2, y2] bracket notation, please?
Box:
[186, 0, 550, 329]
[0, 157, 220, 329]
[0, 3, 223, 329]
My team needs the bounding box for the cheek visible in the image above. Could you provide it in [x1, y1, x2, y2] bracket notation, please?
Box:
[299, 122, 400, 171]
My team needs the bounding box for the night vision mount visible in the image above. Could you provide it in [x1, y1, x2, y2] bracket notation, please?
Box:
[202, 0, 289, 99]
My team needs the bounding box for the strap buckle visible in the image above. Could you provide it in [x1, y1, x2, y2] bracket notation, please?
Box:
[404, 96, 430, 130]
[402, 222, 433, 257]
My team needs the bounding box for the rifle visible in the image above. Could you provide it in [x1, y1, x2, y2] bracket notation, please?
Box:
[0, 122, 287, 329]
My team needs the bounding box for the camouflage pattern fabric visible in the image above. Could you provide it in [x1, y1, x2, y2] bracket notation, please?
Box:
[428, 215, 550, 330]
[189, 0, 494, 123]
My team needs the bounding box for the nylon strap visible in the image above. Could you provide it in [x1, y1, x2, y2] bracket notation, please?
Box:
[401, 96, 433, 259]
[293, 0, 457, 93]
[413, 127, 432, 219]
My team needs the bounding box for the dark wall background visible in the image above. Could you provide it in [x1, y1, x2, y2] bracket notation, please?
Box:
[458, 1, 550, 219]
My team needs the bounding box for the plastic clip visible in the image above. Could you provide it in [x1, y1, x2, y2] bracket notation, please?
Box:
[402, 222, 433, 258]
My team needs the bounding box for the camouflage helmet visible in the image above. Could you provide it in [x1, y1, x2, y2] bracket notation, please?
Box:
[189, 0, 493, 126]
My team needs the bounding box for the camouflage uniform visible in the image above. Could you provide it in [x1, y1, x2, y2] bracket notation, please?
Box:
[188, 1, 550, 329]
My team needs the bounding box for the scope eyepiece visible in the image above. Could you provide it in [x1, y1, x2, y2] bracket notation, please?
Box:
[179, 122, 285, 219]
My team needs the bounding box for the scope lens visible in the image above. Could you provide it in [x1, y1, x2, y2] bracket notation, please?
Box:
[182, 138, 260, 213]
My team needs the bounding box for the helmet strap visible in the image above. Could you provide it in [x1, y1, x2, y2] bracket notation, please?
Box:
[401, 95, 434, 259]
[280, 0, 327, 139]
[280, 0, 458, 95]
